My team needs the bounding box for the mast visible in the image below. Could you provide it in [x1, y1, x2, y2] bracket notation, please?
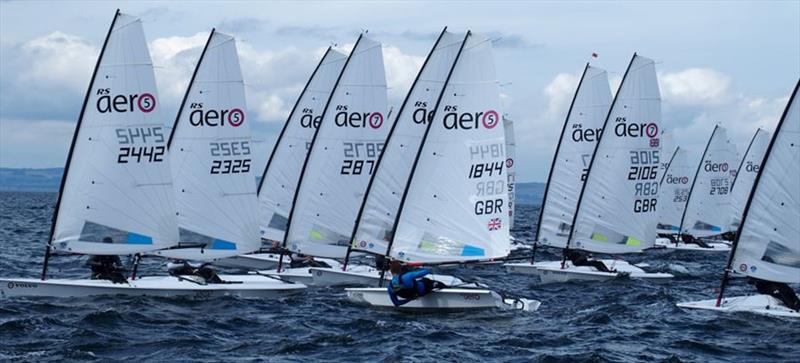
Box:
[167, 29, 215, 149]
[535, 63, 590, 243]
[42, 9, 121, 280]
[256, 47, 334, 196]
[378, 31, 472, 285]
[277, 35, 364, 271]
[342, 28, 449, 269]
[677, 125, 719, 241]
[716, 80, 799, 306]
[563, 54, 637, 258]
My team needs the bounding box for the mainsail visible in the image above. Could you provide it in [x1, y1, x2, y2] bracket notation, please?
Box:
[350, 29, 465, 257]
[680, 125, 738, 238]
[504, 116, 517, 229]
[50, 11, 179, 256]
[389, 32, 509, 263]
[569, 54, 661, 254]
[727, 128, 770, 232]
[156, 30, 259, 260]
[257, 48, 347, 243]
[656, 146, 693, 235]
[537, 64, 612, 249]
[284, 35, 389, 258]
[729, 80, 800, 284]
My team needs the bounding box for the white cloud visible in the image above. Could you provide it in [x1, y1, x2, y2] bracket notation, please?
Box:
[382, 45, 424, 103]
[18, 31, 97, 93]
[659, 68, 731, 106]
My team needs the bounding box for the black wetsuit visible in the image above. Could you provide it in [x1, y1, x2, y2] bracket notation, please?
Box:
[168, 262, 223, 284]
[566, 250, 614, 273]
[751, 278, 800, 311]
[289, 254, 331, 268]
[87, 255, 127, 283]
[680, 234, 711, 248]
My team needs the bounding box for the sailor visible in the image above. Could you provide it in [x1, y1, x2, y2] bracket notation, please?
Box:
[679, 234, 712, 248]
[86, 237, 127, 283]
[565, 249, 616, 273]
[374, 254, 387, 270]
[386, 260, 446, 307]
[289, 253, 331, 268]
[748, 277, 800, 312]
[167, 260, 223, 284]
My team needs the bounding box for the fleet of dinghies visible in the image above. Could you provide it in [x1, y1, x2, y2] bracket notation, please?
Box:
[0, 10, 797, 317]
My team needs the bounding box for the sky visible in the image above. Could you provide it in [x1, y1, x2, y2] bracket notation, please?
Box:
[1, 0, 798, 182]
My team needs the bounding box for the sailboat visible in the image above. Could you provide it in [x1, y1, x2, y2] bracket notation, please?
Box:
[310, 29, 470, 287]
[217, 47, 348, 271]
[654, 125, 736, 251]
[345, 31, 539, 311]
[510, 54, 673, 283]
[651, 146, 695, 247]
[255, 34, 392, 284]
[677, 80, 799, 317]
[504, 116, 527, 251]
[0, 11, 303, 298]
[505, 62, 611, 276]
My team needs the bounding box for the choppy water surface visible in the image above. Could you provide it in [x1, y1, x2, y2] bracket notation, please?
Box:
[0, 191, 797, 362]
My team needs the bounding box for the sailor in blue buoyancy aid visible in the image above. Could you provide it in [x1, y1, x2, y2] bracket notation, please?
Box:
[387, 260, 446, 306]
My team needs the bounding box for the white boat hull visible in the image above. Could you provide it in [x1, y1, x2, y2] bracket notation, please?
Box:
[651, 238, 731, 252]
[506, 259, 673, 283]
[677, 294, 800, 318]
[214, 253, 289, 270]
[345, 287, 540, 312]
[255, 258, 344, 285]
[0, 276, 306, 298]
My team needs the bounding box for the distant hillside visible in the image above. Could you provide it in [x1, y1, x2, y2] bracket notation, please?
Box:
[0, 167, 546, 204]
[0, 168, 63, 192]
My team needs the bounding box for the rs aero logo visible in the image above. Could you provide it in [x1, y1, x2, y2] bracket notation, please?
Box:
[613, 117, 658, 138]
[412, 101, 435, 124]
[443, 106, 499, 130]
[334, 105, 383, 129]
[665, 174, 689, 184]
[704, 160, 729, 173]
[189, 103, 245, 127]
[96, 89, 155, 113]
[300, 108, 322, 128]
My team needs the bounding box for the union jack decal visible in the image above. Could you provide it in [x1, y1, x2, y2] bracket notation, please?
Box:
[488, 218, 502, 231]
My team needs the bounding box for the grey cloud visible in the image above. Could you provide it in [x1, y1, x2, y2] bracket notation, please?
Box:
[487, 31, 544, 49]
[274, 25, 343, 41]
[217, 17, 269, 34]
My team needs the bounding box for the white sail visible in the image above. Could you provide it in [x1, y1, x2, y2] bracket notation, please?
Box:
[728, 129, 770, 232]
[732, 80, 799, 283]
[285, 35, 389, 258]
[257, 48, 347, 243]
[680, 126, 738, 238]
[570, 54, 661, 254]
[657, 147, 693, 234]
[389, 32, 508, 263]
[504, 116, 517, 229]
[350, 30, 465, 256]
[51, 12, 178, 255]
[537, 65, 612, 248]
[155, 31, 258, 261]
